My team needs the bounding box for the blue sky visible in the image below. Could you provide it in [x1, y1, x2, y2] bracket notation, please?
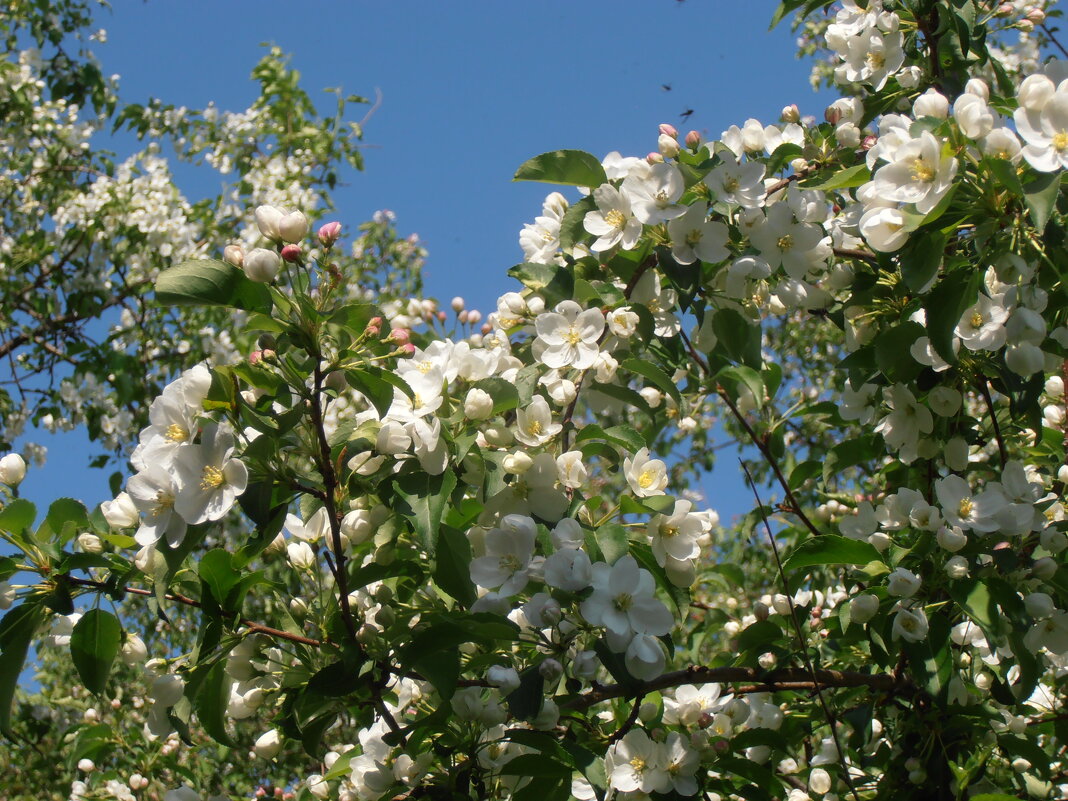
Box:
[16, 0, 836, 516]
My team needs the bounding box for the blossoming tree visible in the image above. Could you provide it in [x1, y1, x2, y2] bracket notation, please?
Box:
[3, 1, 1068, 800]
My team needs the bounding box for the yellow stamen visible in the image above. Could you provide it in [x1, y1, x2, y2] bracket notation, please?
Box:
[604, 209, 627, 229]
[200, 465, 225, 490]
[958, 497, 974, 518]
[164, 423, 188, 443]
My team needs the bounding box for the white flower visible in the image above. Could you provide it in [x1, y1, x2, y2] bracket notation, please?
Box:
[886, 567, 921, 597]
[621, 162, 685, 224]
[667, 204, 729, 265]
[953, 93, 994, 140]
[277, 210, 308, 243]
[556, 451, 588, 489]
[151, 674, 186, 707]
[624, 447, 669, 497]
[101, 492, 140, 529]
[606, 306, 640, 338]
[254, 729, 282, 759]
[873, 385, 932, 463]
[625, 633, 666, 680]
[469, 514, 537, 595]
[607, 729, 670, 794]
[648, 500, 702, 566]
[1023, 611, 1068, 654]
[514, 395, 561, 447]
[532, 300, 604, 370]
[584, 184, 642, 252]
[580, 555, 673, 639]
[127, 464, 187, 548]
[173, 424, 248, 525]
[1014, 80, 1068, 172]
[254, 204, 284, 240]
[892, 606, 929, 642]
[704, 158, 765, 208]
[543, 548, 593, 591]
[955, 294, 1009, 351]
[871, 131, 958, 214]
[464, 388, 494, 420]
[749, 203, 826, 279]
[285, 508, 330, 543]
[287, 541, 316, 570]
[859, 205, 910, 252]
[243, 248, 281, 283]
[849, 594, 880, 624]
[935, 475, 1007, 533]
[0, 453, 26, 485]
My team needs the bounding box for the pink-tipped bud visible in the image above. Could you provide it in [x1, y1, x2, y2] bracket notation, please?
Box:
[401, 343, 416, 355]
[437, 310, 447, 322]
[1017, 18, 1035, 30]
[996, 2, 1014, 14]
[458, 310, 470, 324]
[646, 151, 664, 164]
[280, 244, 301, 262]
[389, 328, 410, 344]
[368, 316, 383, 328]
[1027, 7, 1046, 23]
[318, 221, 342, 247]
[861, 134, 878, 150]
[825, 106, 843, 125]
[481, 323, 492, 335]
[468, 309, 482, 324]
[255, 789, 267, 799]
[249, 350, 263, 365]
[223, 244, 244, 267]
[781, 104, 800, 124]
[450, 296, 465, 312]
[685, 130, 702, 149]
[658, 123, 678, 138]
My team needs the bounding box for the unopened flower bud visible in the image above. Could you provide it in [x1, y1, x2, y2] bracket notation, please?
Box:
[464, 388, 494, 420]
[389, 328, 410, 344]
[646, 151, 664, 164]
[850, 593, 880, 625]
[1027, 7, 1046, 23]
[1033, 557, 1058, 580]
[781, 104, 800, 123]
[280, 243, 301, 263]
[1017, 18, 1034, 31]
[254, 729, 283, 760]
[685, 130, 701, 149]
[658, 133, 680, 158]
[223, 244, 244, 267]
[317, 221, 342, 247]
[503, 452, 534, 474]
[243, 248, 281, 283]
[77, 758, 95, 772]
[451, 296, 465, 312]
[539, 658, 563, 683]
[77, 532, 103, 554]
[255, 205, 284, 240]
[0, 453, 26, 486]
[277, 211, 308, 243]
[658, 123, 678, 138]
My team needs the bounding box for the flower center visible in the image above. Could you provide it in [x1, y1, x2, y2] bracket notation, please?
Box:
[614, 592, 633, 612]
[723, 176, 740, 193]
[958, 497, 974, 518]
[866, 51, 886, 70]
[776, 234, 794, 252]
[660, 524, 679, 539]
[1054, 132, 1068, 153]
[165, 423, 189, 443]
[629, 756, 645, 773]
[564, 326, 583, 346]
[527, 420, 542, 436]
[604, 209, 627, 229]
[911, 157, 936, 183]
[655, 189, 669, 203]
[638, 469, 657, 489]
[970, 311, 984, 328]
[152, 490, 174, 518]
[685, 228, 703, 245]
[200, 465, 225, 490]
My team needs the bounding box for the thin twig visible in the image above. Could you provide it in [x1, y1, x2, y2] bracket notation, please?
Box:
[1042, 24, 1068, 59]
[608, 695, 643, 745]
[63, 575, 321, 646]
[742, 461, 862, 801]
[978, 379, 1007, 466]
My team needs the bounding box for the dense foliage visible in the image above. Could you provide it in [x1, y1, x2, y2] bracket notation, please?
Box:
[3, 1, 1068, 800]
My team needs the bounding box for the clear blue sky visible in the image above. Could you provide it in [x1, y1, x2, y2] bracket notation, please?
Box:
[17, 0, 836, 515]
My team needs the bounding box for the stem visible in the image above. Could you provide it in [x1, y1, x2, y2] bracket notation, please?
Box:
[977, 378, 1007, 466]
[742, 461, 862, 801]
[64, 576, 321, 647]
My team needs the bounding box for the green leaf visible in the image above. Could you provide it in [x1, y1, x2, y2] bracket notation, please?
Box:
[736, 619, 783, 653]
[307, 660, 365, 698]
[194, 661, 237, 746]
[716, 365, 764, 410]
[1023, 171, 1061, 230]
[901, 230, 947, 293]
[924, 268, 982, 365]
[344, 366, 409, 418]
[985, 158, 1024, 196]
[0, 499, 36, 541]
[434, 525, 476, 606]
[43, 498, 90, 546]
[471, 377, 520, 416]
[588, 381, 655, 421]
[596, 522, 630, 565]
[393, 469, 458, 554]
[873, 321, 925, 383]
[0, 603, 46, 735]
[507, 263, 574, 308]
[782, 534, 884, 574]
[199, 549, 241, 614]
[514, 149, 607, 188]
[800, 162, 870, 191]
[558, 195, 597, 252]
[504, 668, 545, 720]
[575, 423, 646, 453]
[621, 357, 681, 406]
[712, 308, 762, 368]
[70, 609, 122, 696]
[155, 259, 272, 314]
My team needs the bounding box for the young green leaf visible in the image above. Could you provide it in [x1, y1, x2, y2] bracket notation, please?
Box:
[70, 609, 122, 696]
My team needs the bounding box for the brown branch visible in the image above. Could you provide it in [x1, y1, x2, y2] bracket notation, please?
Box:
[608, 695, 643, 745]
[563, 666, 905, 711]
[1042, 24, 1068, 60]
[744, 461, 861, 801]
[63, 575, 321, 647]
[833, 247, 878, 266]
[978, 378, 1007, 466]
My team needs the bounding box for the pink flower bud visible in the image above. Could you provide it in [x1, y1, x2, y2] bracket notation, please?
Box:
[1017, 18, 1034, 30]
[368, 316, 383, 327]
[1027, 7, 1046, 23]
[825, 106, 842, 125]
[646, 151, 664, 164]
[458, 310, 470, 324]
[468, 309, 482, 324]
[255, 789, 267, 798]
[389, 328, 410, 343]
[249, 350, 263, 365]
[996, 2, 1014, 14]
[658, 123, 678, 138]
[685, 130, 702, 149]
[223, 244, 244, 267]
[861, 134, 878, 150]
[480, 323, 492, 335]
[780, 104, 800, 123]
[318, 221, 342, 247]
[450, 296, 465, 312]
[280, 244, 302, 262]
[401, 343, 416, 355]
